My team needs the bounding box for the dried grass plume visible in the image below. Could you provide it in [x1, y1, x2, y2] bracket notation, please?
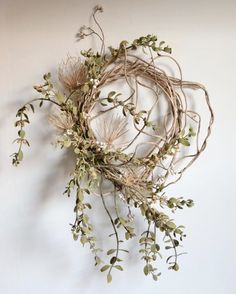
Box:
[58, 56, 87, 90]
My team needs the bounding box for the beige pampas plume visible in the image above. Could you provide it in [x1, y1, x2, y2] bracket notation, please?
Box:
[94, 114, 128, 147]
[58, 56, 87, 91]
[48, 112, 74, 133]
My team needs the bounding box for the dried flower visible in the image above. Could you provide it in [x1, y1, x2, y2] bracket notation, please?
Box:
[58, 56, 87, 90]
[94, 115, 128, 147]
[49, 112, 74, 133]
[120, 167, 146, 188]
[76, 25, 89, 41]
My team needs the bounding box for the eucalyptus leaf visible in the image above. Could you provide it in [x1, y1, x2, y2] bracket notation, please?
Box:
[107, 249, 116, 255]
[107, 273, 112, 283]
[17, 150, 23, 161]
[100, 265, 110, 272]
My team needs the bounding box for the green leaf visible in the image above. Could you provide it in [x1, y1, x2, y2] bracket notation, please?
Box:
[173, 239, 179, 246]
[174, 228, 183, 235]
[115, 93, 122, 98]
[119, 249, 129, 253]
[43, 72, 51, 80]
[143, 265, 149, 276]
[107, 97, 114, 103]
[114, 265, 123, 271]
[100, 101, 108, 106]
[78, 190, 84, 201]
[80, 235, 87, 245]
[23, 113, 29, 120]
[55, 91, 64, 103]
[173, 263, 179, 271]
[151, 244, 160, 252]
[119, 217, 126, 225]
[82, 214, 89, 223]
[108, 91, 116, 98]
[63, 139, 71, 148]
[107, 273, 112, 283]
[168, 197, 177, 204]
[163, 46, 172, 54]
[17, 150, 23, 161]
[122, 108, 127, 116]
[29, 104, 34, 113]
[134, 117, 140, 124]
[110, 256, 117, 265]
[73, 233, 78, 241]
[107, 249, 116, 255]
[125, 232, 130, 240]
[85, 203, 92, 209]
[100, 265, 110, 272]
[25, 140, 30, 147]
[139, 237, 146, 243]
[152, 274, 158, 281]
[95, 256, 102, 266]
[166, 221, 176, 230]
[186, 199, 194, 207]
[189, 127, 196, 137]
[72, 106, 77, 115]
[74, 148, 80, 154]
[84, 189, 90, 194]
[18, 130, 25, 138]
[179, 137, 190, 146]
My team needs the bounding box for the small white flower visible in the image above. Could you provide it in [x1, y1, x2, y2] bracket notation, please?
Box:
[83, 113, 90, 119]
[66, 129, 73, 135]
[90, 78, 99, 89]
[94, 79, 99, 85]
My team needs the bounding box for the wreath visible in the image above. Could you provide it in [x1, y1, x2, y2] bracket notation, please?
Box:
[12, 5, 214, 283]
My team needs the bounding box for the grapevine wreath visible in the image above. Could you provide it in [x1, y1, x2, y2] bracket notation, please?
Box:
[12, 6, 214, 283]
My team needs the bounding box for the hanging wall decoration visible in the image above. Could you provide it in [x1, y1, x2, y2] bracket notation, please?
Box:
[12, 5, 214, 283]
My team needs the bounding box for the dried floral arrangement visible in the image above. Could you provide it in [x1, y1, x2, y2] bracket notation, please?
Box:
[12, 6, 213, 283]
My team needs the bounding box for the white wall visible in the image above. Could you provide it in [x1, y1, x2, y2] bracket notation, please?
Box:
[1, 0, 235, 293]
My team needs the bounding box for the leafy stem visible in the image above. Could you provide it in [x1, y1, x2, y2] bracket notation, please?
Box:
[12, 97, 61, 166]
[100, 177, 120, 283]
